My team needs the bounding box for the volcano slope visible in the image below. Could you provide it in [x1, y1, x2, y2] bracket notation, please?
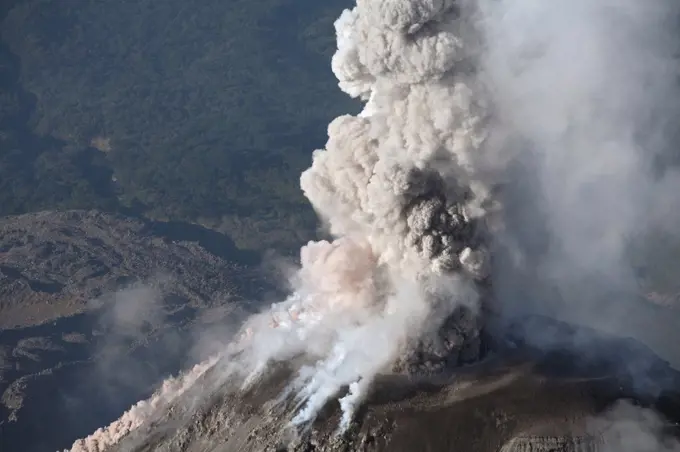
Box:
[95, 315, 680, 452]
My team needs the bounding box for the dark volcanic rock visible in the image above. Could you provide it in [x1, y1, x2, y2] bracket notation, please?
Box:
[394, 305, 488, 376]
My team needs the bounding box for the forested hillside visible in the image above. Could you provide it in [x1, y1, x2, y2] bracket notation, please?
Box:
[1, 0, 355, 252]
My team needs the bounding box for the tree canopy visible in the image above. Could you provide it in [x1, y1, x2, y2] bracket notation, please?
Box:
[1, 0, 356, 252]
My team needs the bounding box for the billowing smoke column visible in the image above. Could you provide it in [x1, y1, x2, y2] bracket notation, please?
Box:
[67, 0, 492, 449]
[476, 0, 680, 349]
[68, 0, 680, 448]
[233, 0, 491, 430]
[303, 0, 493, 279]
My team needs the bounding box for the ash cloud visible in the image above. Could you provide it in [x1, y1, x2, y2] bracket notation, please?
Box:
[87, 281, 179, 394]
[68, 1, 493, 448]
[479, 0, 680, 369]
[227, 0, 494, 432]
[67, 0, 680, 449]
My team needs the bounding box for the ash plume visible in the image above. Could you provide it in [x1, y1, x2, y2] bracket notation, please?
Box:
[67, 1, 491, 449]
[479, 0, 680, 371]
[265, 0, 491, 427]
[67, 0, 680, 449]
[228, 0, 491, 428]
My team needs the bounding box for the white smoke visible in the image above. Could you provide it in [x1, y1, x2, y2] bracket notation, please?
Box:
[261, 0, 490, 428]
[67, 1, 491, 449]
[219, 0, 491, 432]
[68, 0, 680, 449]
[590, 401, 680, 452]
[478, 0, 680, 364]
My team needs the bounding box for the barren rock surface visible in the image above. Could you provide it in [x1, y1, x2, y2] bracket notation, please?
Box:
[0, 210, 263, 329]
[108, 317, 680, 452]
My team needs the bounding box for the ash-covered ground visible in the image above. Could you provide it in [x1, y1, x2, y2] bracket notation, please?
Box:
[99, 314, 680, 452]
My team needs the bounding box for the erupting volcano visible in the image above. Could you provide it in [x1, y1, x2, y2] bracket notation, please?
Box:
[68, 0, 680, 451]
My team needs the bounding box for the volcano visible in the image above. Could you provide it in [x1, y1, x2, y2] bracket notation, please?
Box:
[72, 314, 680, 452]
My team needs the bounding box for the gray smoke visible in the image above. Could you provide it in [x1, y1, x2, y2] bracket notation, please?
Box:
[68, 0, 680, 449]
[590, 401, 680, 452]
[68, 1, 490, 448]
[479, 0, 680, 369]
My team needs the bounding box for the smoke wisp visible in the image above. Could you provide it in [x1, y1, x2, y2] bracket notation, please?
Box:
[591, 401, 680, 452]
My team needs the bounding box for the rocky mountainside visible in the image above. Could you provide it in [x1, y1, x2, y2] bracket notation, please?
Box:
[0, 210, 264, 329]
[96, 316, 680, 452]
[0, 210, 270, 452]
[2, 211, 680, 452]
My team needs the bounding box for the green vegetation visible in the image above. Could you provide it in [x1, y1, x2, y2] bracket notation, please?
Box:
[0, 15, 120, 215]
[0, 0, 356, 252]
